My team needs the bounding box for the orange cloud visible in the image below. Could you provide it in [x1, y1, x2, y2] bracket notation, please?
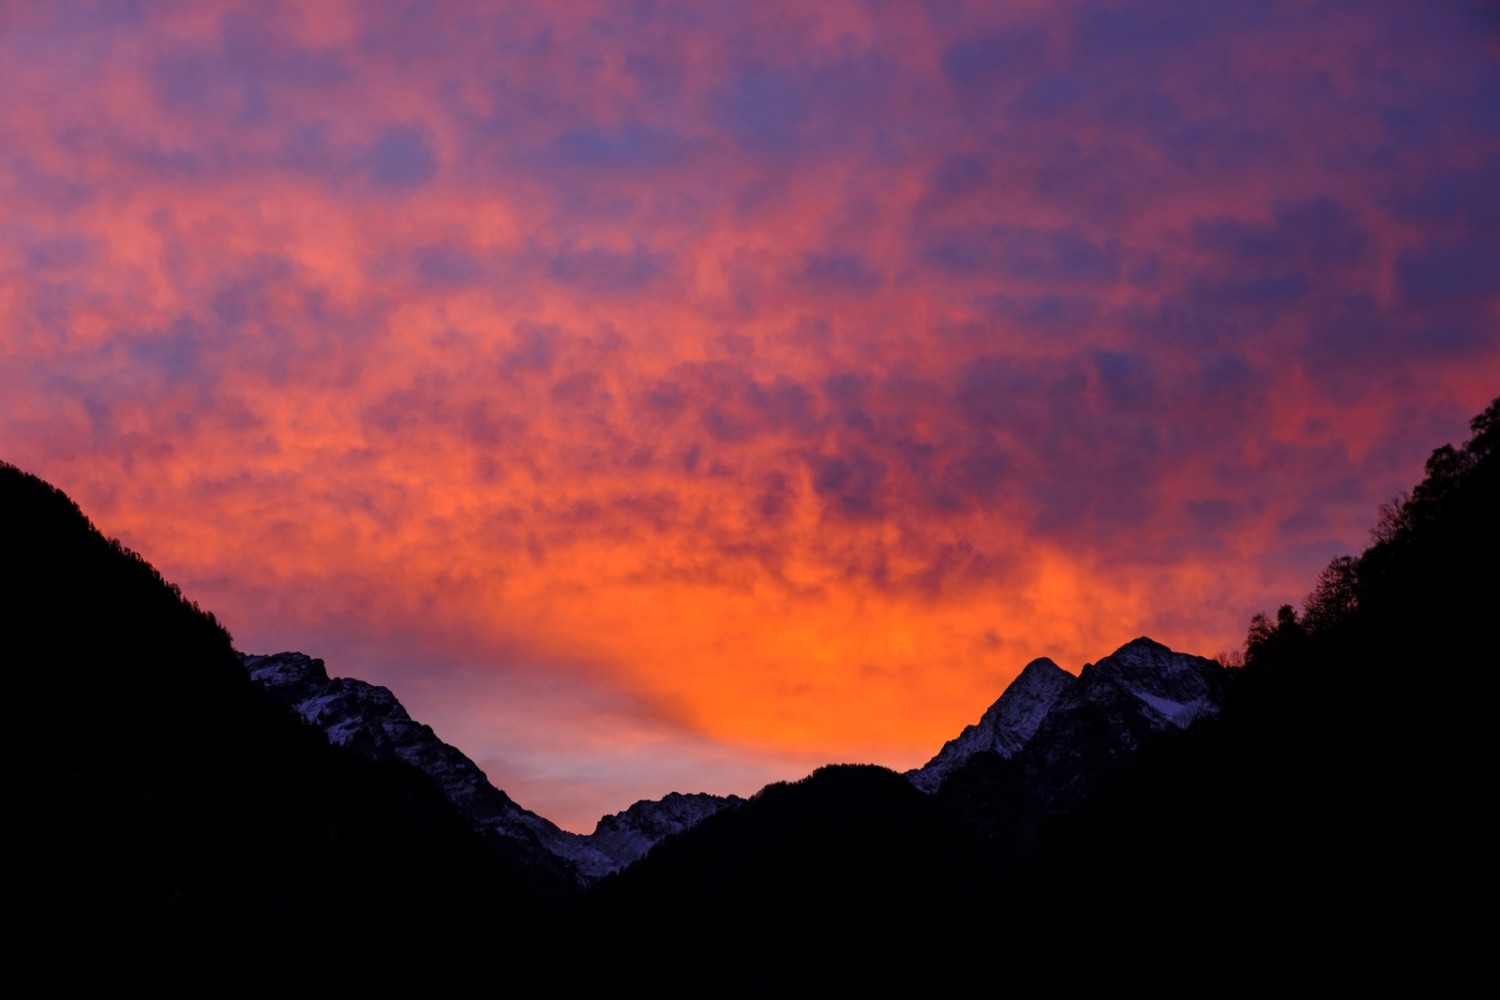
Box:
[3, 1, 1497, 830]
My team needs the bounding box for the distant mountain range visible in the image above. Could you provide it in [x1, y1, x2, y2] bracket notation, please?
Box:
[240, 650, 740, 889]
[240, 636, 1229, 891]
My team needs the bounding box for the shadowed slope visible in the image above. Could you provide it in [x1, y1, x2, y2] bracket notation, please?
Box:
[1, 462, 539, 975]
[571, 764, 987, 988]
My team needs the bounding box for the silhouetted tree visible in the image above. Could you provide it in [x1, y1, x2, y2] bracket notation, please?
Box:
[1244, 603, 1303, 670]
[1302, 555, 1358, 634]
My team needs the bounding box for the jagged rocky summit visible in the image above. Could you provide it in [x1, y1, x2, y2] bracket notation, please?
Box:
[240, 652, 741, 887]
[909, 655, 1073, 792]
[907, 636, 1229, 795]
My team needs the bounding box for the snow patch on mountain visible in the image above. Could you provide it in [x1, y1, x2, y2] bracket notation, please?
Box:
[1083, 636, 1228, 729]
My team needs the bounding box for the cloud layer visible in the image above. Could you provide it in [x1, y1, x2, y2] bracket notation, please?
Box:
[4, 1, 1497, 829]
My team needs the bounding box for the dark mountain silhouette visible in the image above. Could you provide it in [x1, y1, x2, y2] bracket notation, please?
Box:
[239, 635, 1226, 903]
[555, 637, 1235, 986]
[571, 763, 988, 988]
[926, 636, 1232, 877]
[1, 462, 542, 979]
[4, 393, 1491, 984]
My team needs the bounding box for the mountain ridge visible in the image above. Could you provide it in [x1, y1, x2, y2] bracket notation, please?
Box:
[909, 635, 1229, 797]
[241, 631, 1227, 887]
[908, 654, 1073, 792]
[241, 650, 742, 886]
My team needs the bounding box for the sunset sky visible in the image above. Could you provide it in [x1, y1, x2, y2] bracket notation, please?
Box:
[3, 1, 1497, 831]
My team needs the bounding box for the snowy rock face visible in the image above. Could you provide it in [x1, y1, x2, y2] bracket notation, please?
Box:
[241, 652, 581, 886]
[587, 792, 743, 871]
[1081, 636, 1228, 729]
[241, 636, 1222, 883]
[909, 637, 1227, 795]
[908, 657, 1074, 792]
[239, 652, 737, 886]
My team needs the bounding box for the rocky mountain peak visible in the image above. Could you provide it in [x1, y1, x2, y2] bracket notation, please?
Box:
[908, 652, 1075, 793]
[910, 636, 1228, 794]
[238, 650, 739, 887]
[1081, 636, 1228, 729]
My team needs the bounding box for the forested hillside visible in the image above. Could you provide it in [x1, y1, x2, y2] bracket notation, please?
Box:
[1, 463, 539, 978]
[1016, 395, 1498, 978]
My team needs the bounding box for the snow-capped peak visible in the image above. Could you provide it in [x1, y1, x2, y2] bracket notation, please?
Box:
[1082, 637, 1228, 729]
[908, 655, 1075, 792]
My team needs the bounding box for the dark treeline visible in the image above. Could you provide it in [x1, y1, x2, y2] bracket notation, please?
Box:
[1009, 396, 1498, 979]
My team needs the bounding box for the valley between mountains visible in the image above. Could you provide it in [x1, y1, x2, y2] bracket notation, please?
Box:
[5, 395, 1493, 985]
[239, 633, 1227, 893]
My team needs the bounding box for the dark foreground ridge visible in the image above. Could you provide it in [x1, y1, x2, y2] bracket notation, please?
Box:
[1, 462, 541, 980]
